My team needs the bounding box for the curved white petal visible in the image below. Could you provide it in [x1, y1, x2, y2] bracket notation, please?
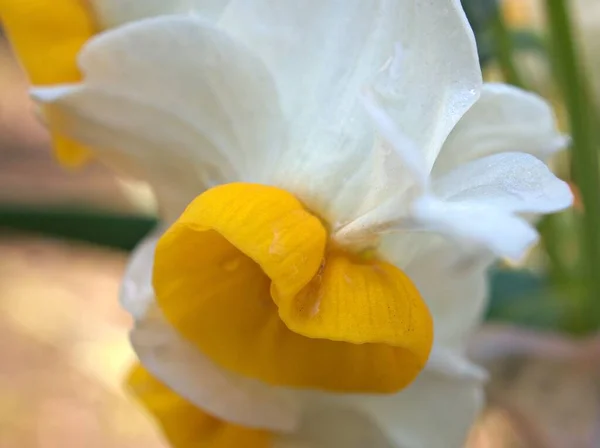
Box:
[352, 349, 485, 448]
[91, 0, 230, 28]
[35, 83, 222, 221]
[333, 104, 571, 250]
[131, 306, 301, 431]
[434, 83, 568, 176]
[433, 152, 573, 214]
[217, 0, 480, 222]
[404, 152, 573, 260]
[33, 16, 286, 219]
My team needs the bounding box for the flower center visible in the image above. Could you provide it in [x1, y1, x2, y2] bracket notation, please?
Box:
[153, 183, 433, 393]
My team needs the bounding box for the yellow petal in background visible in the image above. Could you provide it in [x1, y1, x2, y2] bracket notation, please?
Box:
[51, 133, 91, 167]
[127, 364, 272, 448]
[0, 0, 94, 166]
[154, 183, 433, 393]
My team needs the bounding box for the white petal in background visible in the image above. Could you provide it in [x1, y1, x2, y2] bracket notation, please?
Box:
[433, 83, 568, 176]
[90, 0, 231, 28]
[33, 16, 287, 219]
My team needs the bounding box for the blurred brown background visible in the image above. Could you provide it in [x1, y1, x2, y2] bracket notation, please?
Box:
[0, 33, 164, 447]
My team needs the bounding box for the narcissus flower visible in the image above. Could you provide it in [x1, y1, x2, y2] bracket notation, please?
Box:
[0, 0, 208, 165]
[28, 1, 572, 446]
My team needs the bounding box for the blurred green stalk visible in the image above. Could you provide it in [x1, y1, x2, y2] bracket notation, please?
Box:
[545, 0, 600, 330]
[493, 5, 525, 87]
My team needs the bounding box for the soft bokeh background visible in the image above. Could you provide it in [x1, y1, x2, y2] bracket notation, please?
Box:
[2, 1, 600, 447]
[0, 29, 165, 448]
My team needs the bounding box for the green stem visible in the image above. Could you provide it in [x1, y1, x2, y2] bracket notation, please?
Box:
[537, 215, 571, 285]
[545, 0, 600, 331]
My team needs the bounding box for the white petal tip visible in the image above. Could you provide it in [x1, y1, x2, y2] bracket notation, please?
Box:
[550, 178, 575, 212]
[550, 134, 571, 153]
[427, 349, 488, 383]
[30, 85, 77, 104]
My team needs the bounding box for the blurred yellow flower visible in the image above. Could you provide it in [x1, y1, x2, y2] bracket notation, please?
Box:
[0, 0, 211, 166]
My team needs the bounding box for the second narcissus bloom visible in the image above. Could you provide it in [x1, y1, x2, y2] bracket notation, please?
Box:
[0, 0, 208, 165]
[19, 0, 573, 447]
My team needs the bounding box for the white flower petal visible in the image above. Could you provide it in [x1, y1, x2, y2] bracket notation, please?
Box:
[333, 90, 428, 233]
[353, 349, 485, 448]
[131, 306, 301, 431]
[361, 89, 429, 189]
[91, 0, 230, 28]
[403, 243, 492, 351]
[412, 195, 539, 260]
[276, 351, 485, 447]
[433, 152, 573, 214]
[332, 108, 571, 248]
[120, 227, 163, 320]
[217, 0, 480, 222]
[33, 16, 286, 219]
[35, 83, 221, 221]
[434, 83, 568, 176]
[275, 406, 394, 448]
[404, 152, 573, 259]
